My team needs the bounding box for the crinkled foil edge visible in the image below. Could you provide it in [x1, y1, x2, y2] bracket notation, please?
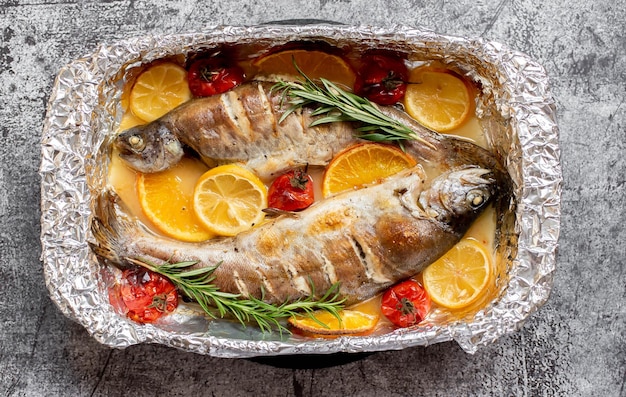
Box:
[40, 24, 561, 357]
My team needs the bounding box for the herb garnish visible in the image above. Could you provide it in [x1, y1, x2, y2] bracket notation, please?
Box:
[128, 258, 345, 333]
[271, 64, 435, 150]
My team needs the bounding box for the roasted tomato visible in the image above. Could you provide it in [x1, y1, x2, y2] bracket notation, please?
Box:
[268, 169, 315, 211]
[381, 279, 431, 328]
[354, 54, 409, 105]
[118, 268, 178, 323]
[187, 58, 245, 97]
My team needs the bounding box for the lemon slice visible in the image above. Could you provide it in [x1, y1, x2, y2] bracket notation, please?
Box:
[137, 156, 213, 242]
[129, 62, 192, 123]
[322, 142, 416, 198]
[254, 49, 356, 89]
[403, 68, 472, 132]
[193, 164, 268, 237]
[422, 239, 492, 309]
[289, 309, 379, 336]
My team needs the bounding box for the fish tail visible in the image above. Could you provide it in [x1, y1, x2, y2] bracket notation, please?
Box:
[88, 190, 136, 268]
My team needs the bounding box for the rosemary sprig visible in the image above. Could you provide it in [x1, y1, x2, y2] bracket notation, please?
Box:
[271, 65, 435, 150]
[128, 258, 346, 333]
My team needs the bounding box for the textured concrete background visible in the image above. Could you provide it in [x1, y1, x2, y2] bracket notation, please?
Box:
[1, 1, 624, 396]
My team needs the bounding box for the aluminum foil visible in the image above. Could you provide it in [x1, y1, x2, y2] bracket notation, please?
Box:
[40, 24, 561, 357]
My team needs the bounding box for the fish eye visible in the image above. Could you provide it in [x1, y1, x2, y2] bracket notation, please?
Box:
[466, 189, 486, 209]
[128, 135, 145, 152]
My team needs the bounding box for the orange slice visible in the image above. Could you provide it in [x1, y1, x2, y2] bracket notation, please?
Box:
[321, 142, 416, 198]
[289, 309, 379, 336]
[422, 239, 492, 309]
[192, 164, 268, 237]
[137, 156, 213, 242]
[253, 49, 356, 89]
[403, 68, 472, 132]
[129, 62, 192, 123]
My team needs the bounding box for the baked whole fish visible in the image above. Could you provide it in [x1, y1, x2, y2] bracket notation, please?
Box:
[95, 77, 509, 311]
[113, 81, 502, 180]
[90, 165, 497, 306]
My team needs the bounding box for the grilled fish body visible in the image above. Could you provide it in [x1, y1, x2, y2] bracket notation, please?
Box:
[91, 166, 497, 306]
[115, 81, 359, 179]
[114, 81, 501, 179]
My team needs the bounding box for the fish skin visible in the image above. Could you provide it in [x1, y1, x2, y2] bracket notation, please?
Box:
[90, 166, 497, 306]
[116, 81, 359, 178]
[114, 81, 503, 180]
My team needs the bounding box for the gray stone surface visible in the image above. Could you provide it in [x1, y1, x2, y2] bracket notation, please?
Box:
[0, 0, 624, 396]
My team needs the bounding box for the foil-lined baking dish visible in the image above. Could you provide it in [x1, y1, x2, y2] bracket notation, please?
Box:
[40, 24, 561, 357]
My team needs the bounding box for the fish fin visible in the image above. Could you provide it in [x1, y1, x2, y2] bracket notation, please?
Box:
[262, 207, 301, 218]
[89, 190, 136, 267]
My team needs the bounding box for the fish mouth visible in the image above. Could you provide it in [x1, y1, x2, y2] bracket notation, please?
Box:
[455, 167, 497, 197]
[459, 167, 495, 186]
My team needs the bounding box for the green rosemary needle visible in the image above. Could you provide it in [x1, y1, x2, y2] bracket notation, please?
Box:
[128, 258, 346, 333]
[271, 66, 434, 149]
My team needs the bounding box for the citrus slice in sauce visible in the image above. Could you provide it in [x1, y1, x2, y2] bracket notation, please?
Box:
[289, 309, 379, 336]
[422, 239, 492, 309]
[321, 142, 416, 198]
[193, 164, 268, 237]
[129, 62, 192, 123]
[253, 49, 356, 89]
[137, 156, 213, 242]
[403, 68, 472, 132]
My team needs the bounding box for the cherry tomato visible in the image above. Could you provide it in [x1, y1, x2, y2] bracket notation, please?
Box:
[187, 58, 245, 97]
[354, 54, 409, 105]
[381, 279, 431, 328]
[268, 169, 315, 211]
[118, 268, 178, 323]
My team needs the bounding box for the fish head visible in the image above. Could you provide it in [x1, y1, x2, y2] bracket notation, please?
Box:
[419, 167, 496, 229]
[114, 122, 184, 173]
